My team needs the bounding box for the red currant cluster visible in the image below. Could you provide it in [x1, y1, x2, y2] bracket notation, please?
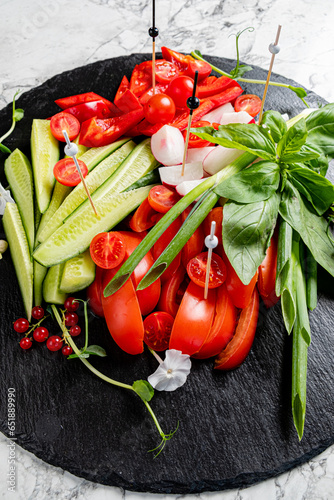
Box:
[13, 297, 81, 356]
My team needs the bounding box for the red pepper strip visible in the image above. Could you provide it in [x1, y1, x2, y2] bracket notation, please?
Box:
[55, 92, 113, 111]
[127, 119, 163, 137]
[79, 107, 144, 147]
[153, 216, 183, 282]
[201, 84, 243, 108]
[170, 100, 214, 131]
[197, 75, 237, 98]
[129, 61, 152, 97]
[114, 75, 130, 104]
[113, 89, 142, 114]
[64, 100, 117, 123]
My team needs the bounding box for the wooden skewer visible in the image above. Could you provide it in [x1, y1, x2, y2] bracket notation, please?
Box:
[204, 221, 218, 299]
[258, 24, 282, 124]
[181, 71, 200, 176]
[148, 0, 158, 95]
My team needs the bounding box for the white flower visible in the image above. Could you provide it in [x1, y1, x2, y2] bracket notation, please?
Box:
[0, 183, 15, 215]
[148, 349, 192, 392]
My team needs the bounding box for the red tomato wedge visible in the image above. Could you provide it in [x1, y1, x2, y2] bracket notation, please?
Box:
[161, 47, 211, 81]
[86, 266, 104, 317]
[258, 231, 280, 308]
[53, 158, 88, 187]
[101, 268, 144, 355]
[50, 112, 80, 142]
[114, 75, 130, 104]
[55, 92, 113, 110]
[186, 58, 212, 81]
[157, 265, 189, 317]
[194, 284, 237, 359]
[153, 216, 182, 282]
[203, 207, 223, 247]
[143, 311, 174, 351]
[182, 120, 212, 148]
[169, 281, 216, 355]
[166, 76, 194, 109]
[148, 185, 181, 214]
[155, 60, 180, 83]
[64, 100, 115, 123]
[223, 249, 258, 309]
[130, 61, 152, 97]
[215, 289, 259, 370]
[89, 232, 126, 269]
[186, 251, 226, 289]
[129, 197, 163, 232]
[234, 94, 262, 117]
[181, 206, 205, 267]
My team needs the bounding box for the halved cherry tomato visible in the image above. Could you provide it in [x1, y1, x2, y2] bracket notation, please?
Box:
[215, 289, 259, 370]
[186, 58, 212, 81]
[55, 92, 113, 111]
[89, 231, 126, 269]
[130, 61, 152, 97]
[169, 281, 216, 355]
[50, 112, 80, 142]
[64, 100, 114, 123]
[161, 46, 191, 74]
[194, 284, 237, 359]
[155, 60, 180, 83]
[87, 266, 104, 317]
[114, 75, 130, 104]
[234, 94, 262, 118]
[166, 76, 194, 109]
[143, 94, 176, 124]
[153, 216, 182, 282]
[143, 311, 174, 351]
[157, 265, 189, 317]
[129, 198, 163, 232]
[186, 251, 226, 289]
[223, 252, 258, 309]
[148, 185, 181, 214]
[203, 207, 223, 247]
[258, 231, 280, 308]
[197, 75, 235, 98]
[181, 206, 205, 267]
[182, 120, 212, 148]
[53, 158, 88, 187]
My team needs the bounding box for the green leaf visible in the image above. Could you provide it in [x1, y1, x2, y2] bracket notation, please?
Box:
[288, 85, 307, 98]
[279, 180, 334, 277]
[0, 143, 11, 154]
[304, 154, 329, 177]
[13, 109, 24, 122]
[277, 118, 308, 159]
[305, 103, 334, 159]
[132, 380, 154, 402]
[287, 164, 334, 215]
[261, 110, 287, 143]
[280, 144, 320, 164]
[230, 64, 253, 78]
[85, 345, 107, 357]
[223, 192, 280, 284]
[214, 160, 280, 203]
[192, 123, 276, 161]
[67, 352, 90, 359]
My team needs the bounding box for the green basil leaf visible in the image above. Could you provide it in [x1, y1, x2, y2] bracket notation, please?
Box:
[288, 85, 307, 98]
[214, 160, 280, 203]
[67, 352, 90, 359]
[287, 164, 334, 215]
[192, 123, 276, 161]
[230, 64, 253, 78]
[13, 109, 24, 122]
[0, 143, 11, 154]
[279, 180, 334, 277]
[305, 103, 334, 159]
[85, 345, 107, 357]
[277, 118, 307, 158]
[280, 144, 320, 164]
[223, 192, 280, 284]
[261, 110, 287, 143]
[132, 380, 154, 402]
[304, 154, 329, 177]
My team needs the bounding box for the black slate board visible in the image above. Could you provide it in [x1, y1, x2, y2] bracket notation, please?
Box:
[0, 54, 334, 495]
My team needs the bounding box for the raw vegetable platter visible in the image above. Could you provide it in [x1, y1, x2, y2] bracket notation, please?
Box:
[0, 53, 334, 494]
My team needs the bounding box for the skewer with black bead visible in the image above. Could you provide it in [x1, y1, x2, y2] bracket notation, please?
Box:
[181, 70, 200, 176]
[148, 0, 159, 95]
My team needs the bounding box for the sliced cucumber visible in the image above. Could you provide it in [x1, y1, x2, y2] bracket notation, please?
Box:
[43, 263, 67, 304]
[31, 119, 59, 214]
[33, 185, 153, 267]
[59, 249, 95, 293]
[34, 260, 47, 306]
[65, 136, 88, 159]
[5, 149, 35, 252]
[37, 140, 136, 243]
[35, 182, 72, 243]
[3, 203, 33, 320]
[78, 137, 130, 172]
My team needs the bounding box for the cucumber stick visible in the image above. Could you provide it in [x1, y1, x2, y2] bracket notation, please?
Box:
[3, 203, 33, 320]
[37, 140, 136, 243]
[34, 260, 47, 306]
[5, 149, 35, 252]
[43, 264, 67, 304]
[31, 119, 59, 214]
[78, 138, 130, 173]
[35, 182, 72, 243]
[59, 249, 95, 293]
[33, 185, 154, 267]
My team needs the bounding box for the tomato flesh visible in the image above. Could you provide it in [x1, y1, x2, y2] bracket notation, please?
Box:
[50, 111, 80, 142]
[158, 265, 189, 317]
[155, 60, 180, 83]
[148, 185, 181, 214]
[187, 251, 226, 289]
[89, 232, 126, 269]
[181, 206, 205, 267]
[143, 94, 176, 124]
[129, 197, 163, 232]
[53, 158, 88, 187]
[143, 311, 174, 351]
[234, 94, 262, 117]
[87, 266, 104, 317]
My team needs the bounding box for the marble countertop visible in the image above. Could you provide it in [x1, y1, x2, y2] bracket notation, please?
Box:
[1, 0, 334, 498]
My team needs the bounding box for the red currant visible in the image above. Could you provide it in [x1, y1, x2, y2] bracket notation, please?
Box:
[20, 338, 32, 349]
[33, 326, 49, 342]
[14, 318, 30, 333]
[31, 306, 45, 320]
[69, 325, 81, 337]
[64, 312, 79, 327]
[64, 297, 79, 312]
[46, 335, 63, 351]
[62, 345, 73, 356]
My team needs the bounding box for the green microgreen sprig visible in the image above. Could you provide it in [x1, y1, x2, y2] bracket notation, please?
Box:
[0, 91, 24, 154]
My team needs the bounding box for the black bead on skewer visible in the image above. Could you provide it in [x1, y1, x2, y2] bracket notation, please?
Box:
[186, 71, 200, 111]
[148, 0, 158, 40]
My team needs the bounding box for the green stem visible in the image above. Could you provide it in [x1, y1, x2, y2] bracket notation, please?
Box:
[83, 300, 89, 352]
[0, 120, 15, 144]
[305, 246, 318, 311]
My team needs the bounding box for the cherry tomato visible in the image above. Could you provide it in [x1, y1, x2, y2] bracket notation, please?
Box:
[215, 289, 259, 370]
[87, 266, 104, 317]
[50, 111, 80, 142]
[181, 206, 205, 267]
[129, 197, 163, 232]
[224, 253, 258, 310]
[186, 58, 212, 81]
[166, 76, 194, 109]
[139, 84, 169, 105]
[143, 94, 176, 124]
[169, 281, 216, 356]
[53, 158, 88, 187]
[153, 216, 183, 282]
[182, 120, 212, 148]
[143, 311, 174, 351]
[258, 231, 280, 308]
[90, 231, 126, 269]
[186, 251, 227, 289]
[148, 185, 181, 214]
[203, 207, 223, 248]
[155, 60, 180, 83]
[157, 265, 189, 317]
[234, 94, 262, 118]
[194, 284, 237, 359]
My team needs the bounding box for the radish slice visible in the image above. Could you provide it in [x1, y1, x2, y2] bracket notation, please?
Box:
[176, 179, 207, 199]
[151, 125, 185, 166]
[186, 146, 215, 164]
[201, 102, 234, 123]
[203, 146, 244, 176]
[159, 161, 203, 187]
[220, 111, 253, 125]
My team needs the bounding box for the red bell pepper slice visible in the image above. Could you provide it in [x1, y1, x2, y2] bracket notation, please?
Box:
[153, 216, 183, 282]
[223, 249, 258, 310]
[86, 265, 104, 317]
[258, 231, 280, 308]
[127, 119, 163, 137]
[202, 84, 243, 108]
[129, 197, 163, 232]
[181, 206, 205, 267]
[170, 100, 214, 131]
[55, 92, 113, 110]
[157, 265, 189, 317]
[113, 89, 142, 114]
[197, 75, 237, 98]
[114, 75, 130, 104]
[64, 100, 117, 123]
[161, 47, 212, 81]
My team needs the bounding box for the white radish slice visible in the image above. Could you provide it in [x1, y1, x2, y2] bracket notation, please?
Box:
[151, 125, 185, 166]
[201, 102, 234, 123]
[176, 179, 207, 199]
[186, 146, 215, 164]
[203, 145, 244, 176]
[159, 161, 203, 187]
[220, 111, 253, 125]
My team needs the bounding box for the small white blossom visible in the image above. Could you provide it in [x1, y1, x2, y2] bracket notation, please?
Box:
[148, 349, 192, 392]
[0, 183, 15, 215]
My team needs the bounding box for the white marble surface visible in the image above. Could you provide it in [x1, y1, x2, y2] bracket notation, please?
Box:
[1, 0, 334, 498]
